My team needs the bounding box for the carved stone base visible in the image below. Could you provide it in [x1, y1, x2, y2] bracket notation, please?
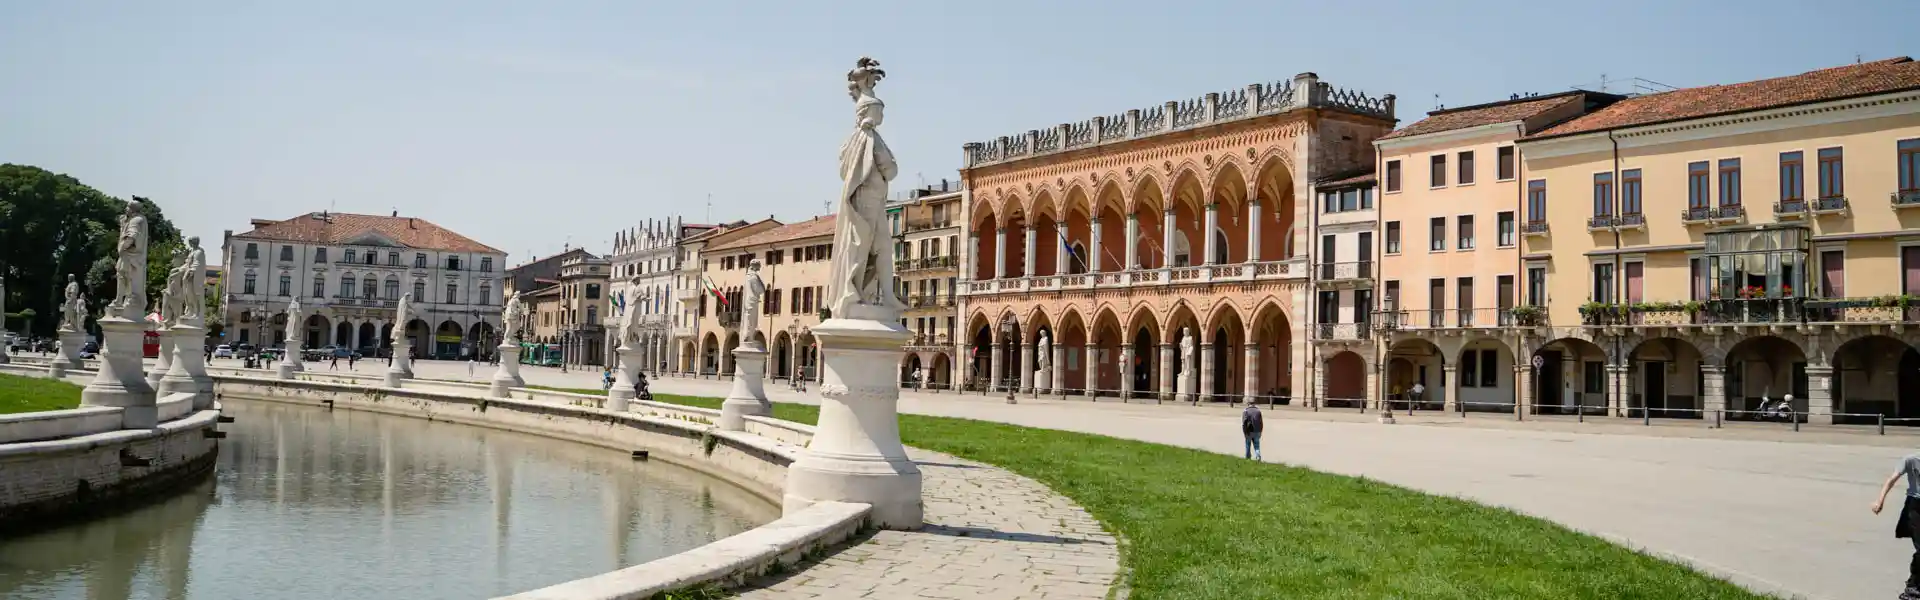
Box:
[82, 317, 157, 429]
[146, 330, 174, 389]
[1034, 368, 1052, 394]
[159, 325, 213, 408]
[59, 329, 86, 369]
[490, 343, 523, 398]
[48, 359, 67, 379]
[721, 346, 770, 430]
[387, 343, 414, 387]
[782, 317, 922, 530]
[283, 339, 305, 374]
[608, 346, 641, 412]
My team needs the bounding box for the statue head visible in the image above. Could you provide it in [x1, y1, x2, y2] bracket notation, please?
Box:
[846, 56, 885, 101]
[187, 236, 201, 248]
[747, 259, 762, 274]
[124, 202, 140, 217]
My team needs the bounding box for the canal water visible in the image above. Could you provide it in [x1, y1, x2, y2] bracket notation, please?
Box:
[0, 401, 780, 599]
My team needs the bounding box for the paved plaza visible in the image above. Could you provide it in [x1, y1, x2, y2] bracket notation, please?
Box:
[211, 357, 1915, 599]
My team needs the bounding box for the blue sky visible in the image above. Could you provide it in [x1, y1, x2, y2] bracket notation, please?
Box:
[1, 1, 1911, 265]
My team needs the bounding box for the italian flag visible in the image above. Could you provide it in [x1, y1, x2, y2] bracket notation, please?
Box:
[703, 275, 729, 310]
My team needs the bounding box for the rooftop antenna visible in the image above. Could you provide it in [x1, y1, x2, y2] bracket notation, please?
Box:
[1433, 93, 1442, 111]
[1857, 53, 1864, 64]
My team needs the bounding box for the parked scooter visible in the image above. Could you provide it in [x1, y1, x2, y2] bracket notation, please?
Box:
[1757, 394, 1797, 422]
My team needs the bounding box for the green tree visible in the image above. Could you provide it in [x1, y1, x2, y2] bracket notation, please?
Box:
[0, 165, 184, 337]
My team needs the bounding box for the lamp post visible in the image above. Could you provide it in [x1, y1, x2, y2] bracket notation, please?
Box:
[1000, 315, 1017, 404]
[560, 331, 571, 373]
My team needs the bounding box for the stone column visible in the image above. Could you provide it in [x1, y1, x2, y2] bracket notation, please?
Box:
[1157, 344, 1175, 402]
[966, 233, 978, 278]
[1053, 227, 1070, 276]
[1018, 341, 1035, 393]
[1084, 343, 1100, 397]
[1199, 343, 1216, 402]
[988, 338, 1003, 392]
[721, 341, 770, 430]
[1243, 345, 1260, 404]
[1022, 228, 1038, 277]
[1118, 346, 1134, 400]
[1202, 204, 1219, 264]
[83, 315, 157, 429]
[1806, 365, 1835, 424]
[490, 342, 524, 398]
[994, 227, 1007, 279]
[1247, 197, 1263, 263]
[1608, 364, 1630, 417]
[609, 344, 640, 412]
[1124, 214, 1139, 269]
[1442, 364, 1460, 412]
[1162, 209, 1177, 268]
[1701, 363, 1727, 419]
[782, 318, 922, 530]
[1515, 363, 1534, 417]
[1088, 218, 1103, 272]
[159, 324, 212, 409]
[1050, 344, 1067, 394]
[147, 327, 174, 389]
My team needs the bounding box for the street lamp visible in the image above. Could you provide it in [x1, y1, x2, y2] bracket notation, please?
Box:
[1000, 315, 1017, 404]
[561, 331, 571, 373]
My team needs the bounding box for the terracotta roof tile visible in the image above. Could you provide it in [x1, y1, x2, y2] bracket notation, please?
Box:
[233, 212, 503, 254]
[1318, 170, 1377, 188]
[1530, 57, 1920, 139]
[1380, 93, 1586, 140]
[706, 216, 837, 252]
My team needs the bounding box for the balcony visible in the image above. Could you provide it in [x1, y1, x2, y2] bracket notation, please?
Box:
[1522, 220, 1549, 237]
[1586, 215, 1615, 231]
[1615, 213, 1646, 231]
[676, 288, 701, 302]
[904, 333, 952, 351]
[1894, 191, 1920, 210]
[1373, 307, 1509, 331]
[1314, 261, 1373, 286]
[1314, 322, 1370, 341]
[1803, 297, 1920, 324]
[898, 255, 958, 273]
[906, 295, 956, 310]
[1711, 205, 1746, 223]
[1774, 199, 1808, 220]
[671, 325, 696, 338]
[1702, 297, 1803, 324]
[1811, 196, 1850, 216]
[904, 219, 955, 233]
[1680, 206, 1714, 226]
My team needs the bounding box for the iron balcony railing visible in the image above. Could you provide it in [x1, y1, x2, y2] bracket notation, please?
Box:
[1681, 206, 1713, 223]
[1894, 191, 1920, 208]
[1812, 196, 1849, 214]
[1712, 205, 1746, 221]
[1774, 198, 1808, 217]
[1587, 215, 1615, 230]
[1522, 220, 1550, 236]
[1315, 322, 1370, 340]
[1370, 307, 1515, 329]
[1616, 213, 1646, 229]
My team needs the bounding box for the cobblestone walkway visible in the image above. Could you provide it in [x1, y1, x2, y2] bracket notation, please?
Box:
[735, 449, 1121, 600]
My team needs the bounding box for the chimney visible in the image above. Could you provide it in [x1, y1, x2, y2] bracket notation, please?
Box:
[408, 218, 416, 229]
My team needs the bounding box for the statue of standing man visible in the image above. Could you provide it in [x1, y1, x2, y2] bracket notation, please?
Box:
[109, 202, 148, 320]
[60, 275, 84, 331]
[827, 57, 902, 320]
[739, 259, 766, 349]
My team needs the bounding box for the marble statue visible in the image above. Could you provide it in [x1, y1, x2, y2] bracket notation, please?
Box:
[108, 202, 148, 319]
[60, 275, 82, 331]
[739, 259, 766, 345]
[1036, 331, 1052, 372]
[502, 291, 525, 343]
[159, 254, 188, 327]
[620, 292, 646, 347]
[1178, 327, 1197, 395]
[284, 297, 303, 343]
[827, 57, 902, 318]
[390, 293, 412, 345]
[178, 237, 206, 324]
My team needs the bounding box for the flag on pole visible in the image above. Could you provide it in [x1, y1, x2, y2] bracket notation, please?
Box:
[703, 275, 729, 310]
[1056, 229, 1085, 272]
[612, 290, 626, 316]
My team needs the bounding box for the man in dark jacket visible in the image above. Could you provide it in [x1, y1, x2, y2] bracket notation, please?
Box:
[1241, 404, 1264, 460]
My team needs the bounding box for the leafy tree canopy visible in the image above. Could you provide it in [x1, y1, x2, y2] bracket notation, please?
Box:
[0, 165, 185, 337]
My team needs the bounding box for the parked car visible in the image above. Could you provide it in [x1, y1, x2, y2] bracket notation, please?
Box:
[213, 344, 234, 359]
[303, 346, 334, 362]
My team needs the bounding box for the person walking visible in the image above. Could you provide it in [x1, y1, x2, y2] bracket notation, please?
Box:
[1241, 403, 1264, 461]
[1871, 452, 1920, 598]
[348, 352, 357, 370]
[467, 358, 475, 379]
[1408, 381, 1426, 411]
[602, 369, 614, 392]
[329, 354, 339, 370]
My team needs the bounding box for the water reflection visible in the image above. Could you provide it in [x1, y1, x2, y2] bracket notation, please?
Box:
[0, 401, 778, 600]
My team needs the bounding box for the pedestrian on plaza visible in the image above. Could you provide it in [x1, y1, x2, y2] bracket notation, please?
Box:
[1241, 402, 1264, 461]
[1409, 381, 1426, 411]
[1870, 451, 1920, 597]
[329, 354, 339, 370]
[602, 369, 614, 392]
[348, 353, 357, 370]
[635, 371, 651, 401]
[467, 359, 475, 379]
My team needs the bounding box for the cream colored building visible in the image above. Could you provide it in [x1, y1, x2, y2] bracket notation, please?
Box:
[688, 217, 837, 381]
[1514, 57, 1920, 424]
[607, 217, 718, 373]
[671, 219, 780, 375]
[889, 180, 964, 388]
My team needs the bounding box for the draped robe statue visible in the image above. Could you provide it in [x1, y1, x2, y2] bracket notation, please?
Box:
[390, 293, 412, 345]
[177, 237, 206, 324]
[502, 291, 525, 344]
[60, 275, 84, 331]
[739, 259, 766, 346]
[827, 57, 902, 319]
[109, 203, 148, 319]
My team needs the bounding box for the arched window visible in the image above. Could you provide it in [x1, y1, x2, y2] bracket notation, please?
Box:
[341, 275, 357, 299]
[1070, 243, 1088, 274]
[384, 278, 399, 300]
[1212, 228, 1229, 264]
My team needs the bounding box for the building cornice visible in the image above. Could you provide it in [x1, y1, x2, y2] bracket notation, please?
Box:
[1519, 90, 1920, 160]
[1374, 121, 1516, 153]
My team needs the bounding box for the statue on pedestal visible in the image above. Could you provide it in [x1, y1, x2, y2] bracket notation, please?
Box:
[60, 275, 84, 331]
[739, 260, 765, 348]
[1178, 327, 1197, 396]
[1035, 330, 1052, 390]
[177, 237, 206, 325]
[827, 57, 903, 319]
[390, 293, 411, 346]
[109, 203, 148, 320]
[502, 291, 526, 344]
[159, 254, 188, 328]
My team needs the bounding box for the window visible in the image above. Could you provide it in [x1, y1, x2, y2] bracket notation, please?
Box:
[586, 284, 601, 300]
[1687, 161, 1711, 208]
[722, 256, 734, 270]
[1621, 169, 1642, 215]
[388, 252, 400, 266]
[1584, 361, 1606, 394]
[1457, 277, 1474, 325]
[1718, 158, 1742, 206]
[342, 277, 356, 299]
[278, 274, 291, 296]
[1819, 250, 1844, 297]
[1428, 279, 1445, 323]
[1385, 222, 1401, 254]
[280, 245, 294, 261]
[1430, 155, 1446, 188]
[245, 243, 259, 260]
[315, 248, 328, 263]
[1526, 180, 1547, 222]
[1497, 146, 1516, 180]
[1527, 266, 1546, 306]
[1361, 187, 1373, 209]
[414, 253, 427, 268]
[1902, 139, 1920, 193]
[1780, 151, 1804, 202]
[1816, 148, 1845, 199]
[312, 275, 324, 298]
[363, 252, 375, 265]
[1690, 257, 1705, 301]
[1462, 349, 1479, 388]
[1479, 349, 1497, 388]
[1592, 263, 1615, 303]
[244, 273, 257, 294]
[481, 257, 493, 272]
[586, 305, 598, 325]
[790, 287, 801, 313]
[1384, 280, 1400, 310]
[1497, 212, 1515, 247]
[346, 249, 359, 263]
[362, 277, 375, 298]
[412, 281, 425, 300]
[1457, 215, 1475, 250]
[446, 283, 457, 303]
[1340, 189, 1357, 212]
[384, 279, 399, 299]
[1385, 160, 1401, 192]
[446, 256, 461, 271]
[1591, 172, 1613, 217]
[1429, 218, 1445, 251]
[1458, 151, 1475, 185]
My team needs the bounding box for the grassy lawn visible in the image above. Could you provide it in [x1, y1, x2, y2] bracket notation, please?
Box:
[556, 387, 1764, 599]
[0, 373, 84, 414]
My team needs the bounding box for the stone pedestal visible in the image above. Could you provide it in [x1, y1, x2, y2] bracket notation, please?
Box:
[385, 343, 414, 387]
[782, 318, 922, 530]
[147, 329, 174, 389]
[82, 317, 158, 429]
[48, 358, 67, 379]
[159, 324, 213, 409]
[1033, 368, 1052, 395]
[59, 329, 86, 369]
[608, 345, 640, 412]
[1176, 370, 1196, 404]
[490, 343, 524, 398]
[721, 344, 770, 431]
[277, 337, 304, 380]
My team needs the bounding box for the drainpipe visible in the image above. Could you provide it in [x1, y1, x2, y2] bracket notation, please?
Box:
[1608, 130, 1625, 417]
[1308, 175, 1319, 409]
[1514, 123, 1527, 413]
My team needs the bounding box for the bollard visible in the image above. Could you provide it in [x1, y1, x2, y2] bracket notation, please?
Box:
[1643, 407, 1651, 427]
[1793, 411, 1801, 432]
[1881, 414, 1887, 436]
